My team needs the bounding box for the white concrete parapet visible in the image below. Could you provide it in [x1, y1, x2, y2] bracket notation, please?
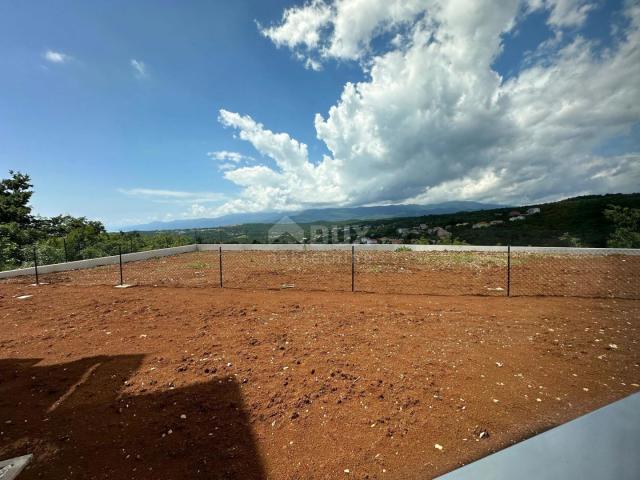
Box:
[0, 244, 197, 279]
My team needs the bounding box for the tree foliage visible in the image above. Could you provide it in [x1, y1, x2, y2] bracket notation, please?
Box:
[0, 171, 192, 270]
[604, 205, 640, 248]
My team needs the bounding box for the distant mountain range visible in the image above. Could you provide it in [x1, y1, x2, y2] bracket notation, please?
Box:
[118, 201, 506, 232]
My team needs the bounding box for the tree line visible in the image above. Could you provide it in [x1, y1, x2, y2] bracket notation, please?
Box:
[0, 171, 191, 270]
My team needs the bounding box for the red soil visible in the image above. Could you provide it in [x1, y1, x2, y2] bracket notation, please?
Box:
[1, 283, 639, 479]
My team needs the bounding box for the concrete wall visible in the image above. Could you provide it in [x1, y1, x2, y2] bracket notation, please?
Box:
[200, 243, 640, 255]
[0, 244, 197, 279]
[1, 243, 638, 280]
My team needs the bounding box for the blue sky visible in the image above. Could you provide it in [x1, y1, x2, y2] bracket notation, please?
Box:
[1, 0, 638, 229]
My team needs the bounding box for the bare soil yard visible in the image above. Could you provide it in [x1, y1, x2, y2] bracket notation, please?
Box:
[1, 283, 639, 479]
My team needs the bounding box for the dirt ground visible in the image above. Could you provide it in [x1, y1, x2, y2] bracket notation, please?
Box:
[1, 283, 639, 479]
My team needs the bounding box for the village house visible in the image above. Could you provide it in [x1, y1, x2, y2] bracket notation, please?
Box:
[360, 237, 378, 244]
[509, 215, 526, 222]
[432, 227, 451, 238]
[490, 220, 504, 225]
[379, 237, 400, 244]
[509, 210, 522, 217]
[526, 207, 541, 215]
[472, 221, 490, 229]
[455, 222, 469, 227]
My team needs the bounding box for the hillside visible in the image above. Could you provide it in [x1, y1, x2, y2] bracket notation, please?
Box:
[145, 193, 640, 247]
[359, 193, 640, 247]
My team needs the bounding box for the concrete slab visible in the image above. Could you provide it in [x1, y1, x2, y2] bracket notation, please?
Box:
[114, 284, 133, 289]
[436, 392, 640, 480]
[0, 454, 33, 480]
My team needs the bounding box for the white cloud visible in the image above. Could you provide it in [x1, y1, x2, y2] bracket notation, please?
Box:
[207, 150, 254, 163]
[43, 50, 72, 64]
[130, 59, 147, 78]
[260, 0, 333, 49]
[118, 188, 225, 204]
[260, 0, 427, 65]
[527, 0, 595, 28]
[213, 0, 640, 214]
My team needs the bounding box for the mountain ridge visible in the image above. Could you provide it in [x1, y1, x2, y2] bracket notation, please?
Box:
[117, 201, 506, 232]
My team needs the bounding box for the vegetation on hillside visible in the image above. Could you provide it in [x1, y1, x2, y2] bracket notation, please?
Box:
[0, 171, 191, 270]
[165, 193, 640, 248]
[357, 194, 640, 247]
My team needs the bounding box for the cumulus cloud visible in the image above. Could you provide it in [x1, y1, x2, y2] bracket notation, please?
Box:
[260, 0, 426, 65]
[260, 0, 333, 50]
[130, 59, 147, 78]
[43, 50, 72, 64]
[215, 0, 640, 214]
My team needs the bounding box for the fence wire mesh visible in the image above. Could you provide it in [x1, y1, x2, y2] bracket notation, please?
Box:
[220, 250, 352, 291]
[1, 245, 639, 299]
[510, 251, 640, 298]
[121, 251, 221, 287]
[354, 250, 508, 295]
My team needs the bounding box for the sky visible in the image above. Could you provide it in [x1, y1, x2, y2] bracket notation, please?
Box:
[1, 0, 639, 229]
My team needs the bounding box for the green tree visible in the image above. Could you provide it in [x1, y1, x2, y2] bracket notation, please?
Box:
[436, 237, 469, 245]
[559, 232, 582, 247]
[604, 205, 640, 248]
[0, 171, 36, 268]
[0, 171, 33, 225]
[39, 214, 105, 237]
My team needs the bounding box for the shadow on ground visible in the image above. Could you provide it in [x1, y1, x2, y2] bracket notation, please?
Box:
[0, 355, 265, 479]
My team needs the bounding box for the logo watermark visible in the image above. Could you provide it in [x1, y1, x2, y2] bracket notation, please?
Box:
[268, 217, 369, 244]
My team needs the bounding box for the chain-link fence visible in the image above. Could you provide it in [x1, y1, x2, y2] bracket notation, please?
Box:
[355, 249, 508, 295]
[1, 244, 639, 299]
[510, 249, 640, 299]
[219, 249, 353, 291]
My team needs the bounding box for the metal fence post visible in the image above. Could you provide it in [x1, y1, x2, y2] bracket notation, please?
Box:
[351, 245, 355, 292]
[33, 245, 39, 285]
[219, 246, 223, 288]
[63, 238, 68, 262]
[507, 244, 511, 297]
[118, 245, 124, 286]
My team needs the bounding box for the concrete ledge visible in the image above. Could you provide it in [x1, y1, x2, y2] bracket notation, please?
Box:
[198, 244, 508, 253]
[201, 244, 640, 255]
[436, 392, 640, 480]
[0, 244, 197, 279]
[0, 453, 33, 479]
